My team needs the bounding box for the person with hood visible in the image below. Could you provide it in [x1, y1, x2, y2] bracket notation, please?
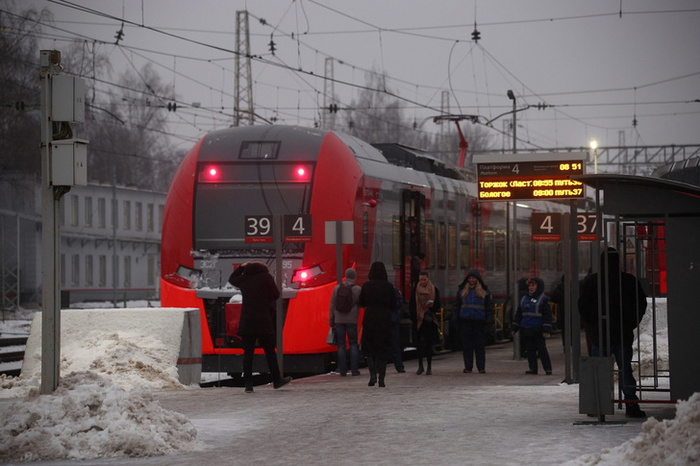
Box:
[228, 261, 291, 393]
[358, 261, 395, 387]
[328, 268, 362, 377]
[578, 248, 648, 418]
[511, 277, 553, 375]
[453, 269, 494, 374]
[410, 270, 441, 375]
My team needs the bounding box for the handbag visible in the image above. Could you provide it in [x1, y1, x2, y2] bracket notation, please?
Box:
[326, 327, 338, 346]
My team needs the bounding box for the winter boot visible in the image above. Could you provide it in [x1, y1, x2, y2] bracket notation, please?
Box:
[367, 357, 376, 386]
[426, 357, 432, 375]
[377, 360, 387, 387]
[626, 404, 646, 418]
[416, 358, 424, 375]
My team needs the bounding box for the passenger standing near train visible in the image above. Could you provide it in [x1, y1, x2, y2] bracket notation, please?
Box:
[511, 277, 553, 375]
[358, 261, 395, 388]
[578, 248, 647, 418]
[228, 261, 292, 393]
[410, 271, 441, 375]
[328, 268, 362, 377]
[453, 269, 494, 374]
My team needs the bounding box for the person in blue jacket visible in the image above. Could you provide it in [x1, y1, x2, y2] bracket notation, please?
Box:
[453, 269, 494, 374]
[511, 277, 553, 375]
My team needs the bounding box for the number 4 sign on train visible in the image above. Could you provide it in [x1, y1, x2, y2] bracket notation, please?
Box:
[531, 212, 598, 242]
[245, 214, 312, 243]
[283, 214, 312, 242]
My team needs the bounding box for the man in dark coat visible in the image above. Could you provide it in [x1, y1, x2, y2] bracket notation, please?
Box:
[578, 248, 647, 418]
[228, 261, 291, 393]
[358, 261, 395, 388]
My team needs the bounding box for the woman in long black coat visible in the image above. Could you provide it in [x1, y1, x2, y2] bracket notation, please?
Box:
[358, 261, 396, 388]
[228, 261, 291, 393]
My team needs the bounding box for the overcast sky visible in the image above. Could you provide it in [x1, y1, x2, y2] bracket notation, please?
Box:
[18, 0, 700, 153]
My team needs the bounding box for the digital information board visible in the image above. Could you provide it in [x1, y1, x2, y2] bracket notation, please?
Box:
[474, 152, 587, 201]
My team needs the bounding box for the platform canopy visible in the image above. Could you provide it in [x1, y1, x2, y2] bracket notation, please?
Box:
[575, 173, 700, 402]
[574, 174, 700, 217]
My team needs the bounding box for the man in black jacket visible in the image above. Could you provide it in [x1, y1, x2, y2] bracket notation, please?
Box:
[229, 261, 291, 393]
[578, 248, 647, 418]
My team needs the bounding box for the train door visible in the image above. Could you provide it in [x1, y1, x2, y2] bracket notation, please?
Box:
[399, 190, 426, 298]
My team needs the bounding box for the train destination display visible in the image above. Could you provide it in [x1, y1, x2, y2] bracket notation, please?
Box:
[474, 152, 587, 201]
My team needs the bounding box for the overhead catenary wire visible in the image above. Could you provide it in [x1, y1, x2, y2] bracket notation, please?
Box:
[6, 2, 697, 149]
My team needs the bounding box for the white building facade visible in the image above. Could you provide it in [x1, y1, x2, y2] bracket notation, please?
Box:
[1, 175, 165, 310]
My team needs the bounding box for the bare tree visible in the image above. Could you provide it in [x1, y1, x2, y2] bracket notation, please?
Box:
[0, 5, 49, 175]
[341, 70, 493, 164]
[84, 63, 180, 191]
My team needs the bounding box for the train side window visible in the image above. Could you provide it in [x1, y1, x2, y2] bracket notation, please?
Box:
[425, 221, 435, 269]
[483, 229, 495, 271]
[556, 241, 563, 272]
[438, 222, 446, 269]
[392, 216, 401, 268]
[520, 232, 531, 272]
[579, 243, 591, 274]
[448, 224, 457, 269]
[459, 224, 470, 269]
[495, 230, 506, 270]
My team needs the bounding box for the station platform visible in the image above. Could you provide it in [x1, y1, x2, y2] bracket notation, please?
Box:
[6, 336, 677, 465]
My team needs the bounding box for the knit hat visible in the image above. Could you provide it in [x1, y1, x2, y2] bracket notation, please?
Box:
[345, 268, 357, 280]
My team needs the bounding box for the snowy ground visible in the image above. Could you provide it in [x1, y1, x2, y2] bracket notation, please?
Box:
[0, 299, 698, 464]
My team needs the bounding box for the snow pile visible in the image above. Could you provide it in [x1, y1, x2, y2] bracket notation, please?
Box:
[565, 392, 700, 465]
[2, 308, 197, 399]
[635, 298, 670, 375]
[0, 371, 203, 462]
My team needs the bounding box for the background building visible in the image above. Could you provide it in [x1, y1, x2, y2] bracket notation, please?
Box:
[1, 174, 164, 311]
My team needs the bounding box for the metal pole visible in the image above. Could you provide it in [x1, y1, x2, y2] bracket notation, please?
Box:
[336, 221, 343, 285]
[570, 201, 581, 382]
[40, 50, 61, 394]
[508, 90, 519, 359]
[562, 212, 573, 383]
[274, 215, 284, 375]
[512, 97, 517, 153]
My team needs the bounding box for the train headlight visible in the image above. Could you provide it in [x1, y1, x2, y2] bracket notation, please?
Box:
[291, 265, 323, 284]
[175, 265, 203, 287]
[201, 165, 220, 182]
[293, 165, 310, 181]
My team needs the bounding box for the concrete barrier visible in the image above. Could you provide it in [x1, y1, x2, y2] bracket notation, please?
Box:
[22, 308, 201, 387]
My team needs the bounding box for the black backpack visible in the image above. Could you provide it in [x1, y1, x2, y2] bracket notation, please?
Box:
[335, 283, 355, 313]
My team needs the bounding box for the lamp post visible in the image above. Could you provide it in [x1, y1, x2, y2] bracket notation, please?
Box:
[507, 90, 516, 153]
[506, 90, 518, 358]
[590, 140, 598, 174]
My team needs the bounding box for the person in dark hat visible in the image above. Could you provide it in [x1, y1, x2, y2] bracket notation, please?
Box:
[358, 261, 395, 388]
[228, 261, 291, 393]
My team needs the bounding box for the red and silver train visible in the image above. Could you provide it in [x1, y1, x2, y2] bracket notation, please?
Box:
[161, 125, 580, 374]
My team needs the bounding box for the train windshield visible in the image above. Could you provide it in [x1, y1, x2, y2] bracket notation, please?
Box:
[193, 162, 313, 250]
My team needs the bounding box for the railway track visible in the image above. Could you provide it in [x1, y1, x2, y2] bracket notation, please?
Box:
[0, 336, 27, 377]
